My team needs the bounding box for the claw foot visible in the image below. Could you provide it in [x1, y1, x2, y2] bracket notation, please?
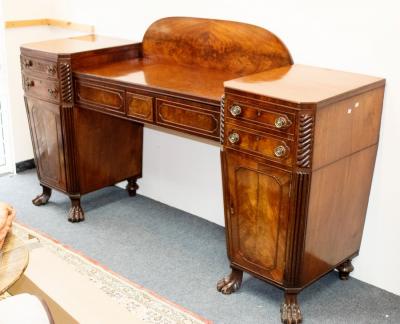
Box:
[126, 177, 139, 197]
[281, 293, 302, 324]
[281, 303, 302, 324]
[217, 269, 243, 294]
[336, 259, 354, 280]
[32, 186, 52, 206]
[68, 199, 84, 222]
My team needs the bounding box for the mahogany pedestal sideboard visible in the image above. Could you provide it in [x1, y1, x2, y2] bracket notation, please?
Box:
[20, 17, 385, 323]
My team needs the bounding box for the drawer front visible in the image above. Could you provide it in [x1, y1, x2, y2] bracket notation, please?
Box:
[156, 99, 220, 140]
[23, 75, 60, 102]
[225, 123, 294, 165]
[126, 92, 154, 122]
[21, 56, 58, 79]
[225, 95, 295, 134]
[75, 80, 125, 114]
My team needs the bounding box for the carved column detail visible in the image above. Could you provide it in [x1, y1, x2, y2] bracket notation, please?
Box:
[297, 114, 314, 168]
[285, 171, 311, 286]
[59, 62, 73, 103]
[220, 94, 225, 145]
[59, 59, 79, 194]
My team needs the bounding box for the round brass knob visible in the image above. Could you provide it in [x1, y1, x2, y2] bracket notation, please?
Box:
[48, 88, 58, 97]
[228, 132, 240, 144]
[24, 59, 33, 68]
[230, 105, 242, 117]
[275, 116, 288, 129]
[25, 78, 34, 89]
[47, 65, 57, 75]
[274, 145, 287, 158]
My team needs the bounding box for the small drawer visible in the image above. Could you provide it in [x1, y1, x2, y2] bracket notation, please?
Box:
[225, 95, 295, 134]
[22, 75, 60, 102]
[75, 80, 125, 114]
[225, 123, 294, 165]
[156, 98, 220, 140]
[20, 56, 58, 78]
[126, 92, 154, 122]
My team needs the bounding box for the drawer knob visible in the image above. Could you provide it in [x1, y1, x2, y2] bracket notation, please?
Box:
[23, 59, 33, 68]
[275, 116, 289, 129]
[228, 132, 240, 144]
[47, 65, 57, 75]
[24, 78, 34, 89]
[230, 105, 242, 117]
[48, 88, 59, 97]
[274, 145, 287, 158]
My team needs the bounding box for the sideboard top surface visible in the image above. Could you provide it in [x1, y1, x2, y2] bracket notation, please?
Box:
[225, 64, 385, 105]
[75, 58, 240, 103]
[21, 35, 135, 55]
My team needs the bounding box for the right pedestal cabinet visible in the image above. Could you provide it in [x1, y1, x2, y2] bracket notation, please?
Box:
[218, 64, 385, 324]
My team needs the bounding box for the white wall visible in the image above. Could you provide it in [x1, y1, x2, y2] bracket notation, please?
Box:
[1, 0, 85, 162]
[3, 0, 400, 295]
[0, 4, 15, 173]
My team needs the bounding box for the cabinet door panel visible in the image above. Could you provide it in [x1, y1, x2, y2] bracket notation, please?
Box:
[225, 151, 291, 283]
[25, 97, 66, 191]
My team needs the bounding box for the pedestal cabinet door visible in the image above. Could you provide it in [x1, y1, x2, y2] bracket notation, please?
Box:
[25, 97, 66, 191]
[224, 151, 291, 284]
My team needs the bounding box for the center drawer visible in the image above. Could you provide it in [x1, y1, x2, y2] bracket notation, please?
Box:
[75, 80, 125, 115]
[155, 98, 220, 140]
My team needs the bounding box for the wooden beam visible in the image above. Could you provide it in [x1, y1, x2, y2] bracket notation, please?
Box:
[46, 19, 95, 33]
[4, 19, 49, 29]
[4, 18, 94, 33]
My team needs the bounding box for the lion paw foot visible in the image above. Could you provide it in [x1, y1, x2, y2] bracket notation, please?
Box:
[281, 302, 302, 324]
[32, 188, 51, 206]
[217, 269, 243, 294]
[68, 205, 84, 222]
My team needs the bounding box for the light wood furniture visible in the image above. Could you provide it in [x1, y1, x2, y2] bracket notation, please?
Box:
[0, 233, 29, 295]
[5, 19, 94, 33]
[20, 17, 385, 323]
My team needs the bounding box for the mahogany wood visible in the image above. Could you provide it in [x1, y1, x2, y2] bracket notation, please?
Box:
[75, 59, 239, 103]
[142, 17, 293, 74]
[74, 107, 143, 195]
[25, 97, 66, 191]
[19, 17, 385, 323]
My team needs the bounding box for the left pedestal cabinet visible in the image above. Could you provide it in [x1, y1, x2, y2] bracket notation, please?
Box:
[21, 38, 144, 222]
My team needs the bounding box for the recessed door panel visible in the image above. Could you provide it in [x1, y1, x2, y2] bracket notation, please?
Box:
[225, 151, 291, 283]
[25, 97, 66, 190]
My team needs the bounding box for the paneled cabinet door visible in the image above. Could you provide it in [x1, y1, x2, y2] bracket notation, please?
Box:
[224, 151, 291, 284]
[25, 97, 67, 191]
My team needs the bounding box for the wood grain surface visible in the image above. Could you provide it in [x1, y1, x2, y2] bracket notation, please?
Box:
[0, 233, 29, 295]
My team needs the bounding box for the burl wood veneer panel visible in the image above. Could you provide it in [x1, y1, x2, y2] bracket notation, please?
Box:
[225, 150, 291, 283]
[25, 97, 66, 191]
[142, 17, 293, 74]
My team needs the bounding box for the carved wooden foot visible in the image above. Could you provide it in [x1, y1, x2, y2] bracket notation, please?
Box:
[126, 177, 139, 197]
[281, 292, 302, 324]
[217, 268, 243, 294]
[336, 259, 354, 280]
[32, 185, 52, 206]
[68, 198, 84, 223]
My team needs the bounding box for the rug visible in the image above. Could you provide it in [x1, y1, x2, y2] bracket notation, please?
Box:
[11, 221, 211, 324]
